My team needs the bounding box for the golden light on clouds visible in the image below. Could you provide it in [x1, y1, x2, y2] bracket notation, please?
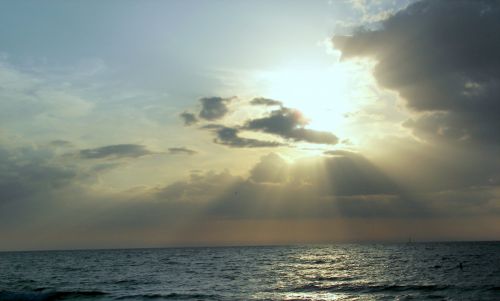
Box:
[2, 0, 500, 253]
[254, 57, 378, 141]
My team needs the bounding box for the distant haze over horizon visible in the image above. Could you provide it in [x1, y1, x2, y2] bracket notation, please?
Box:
[0, 0, 499, 251]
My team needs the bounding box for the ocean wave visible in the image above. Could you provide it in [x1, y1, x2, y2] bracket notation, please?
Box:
[115, 292, 221, 300]
[0, 289, 107, 301]
[287, 283, 451, 294]
[310, 275, 357, 282]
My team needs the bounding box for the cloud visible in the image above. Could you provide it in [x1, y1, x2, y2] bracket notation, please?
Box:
[165, 150, 400, 204]
[245, 107, 339, 145]
[184, 96, 339, 147]
[179, 111, 198, 126]
[250, 97, 283, 107]
[292, 150, 400, 196]
[368, 136, 500, 192]
[1, 146, 499, 250]
[153, 152, 405, 220]
[333, 0, 500, 146]
[80, 144, 154, 159]
[49, 140, 73, 148]
[168, 147, 197, 155]
[0, 145, 78, 204]
[156, 170, 241, 203]
[249, 153, 288, 183]
[198, 97, 232, 121]
[0, 60, 94, 137]
[202, 125, 285, 148]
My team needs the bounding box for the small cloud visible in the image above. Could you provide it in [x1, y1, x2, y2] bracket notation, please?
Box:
[199, 97, 232, 120]
[203, 125, 284, 148]
[323, 150, 358, 157]
[50, 140, 73, 148]
[250, 97, 283, 107]
[199, 123, 224, 130]
[80, 144, 153, 159]
[245, 107, 338, 145]
[90, 162, 122, 173]
[168, 147, 198, 155]
[179, 112, 198, 126]
[341, 138, 353, 145]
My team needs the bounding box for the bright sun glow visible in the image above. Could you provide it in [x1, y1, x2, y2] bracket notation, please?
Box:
[255, 58, 377, 140]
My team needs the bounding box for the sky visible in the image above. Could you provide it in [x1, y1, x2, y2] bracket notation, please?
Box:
[1, 0, 499, 251]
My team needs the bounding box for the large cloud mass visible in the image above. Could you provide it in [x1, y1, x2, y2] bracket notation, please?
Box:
[0, 146, 78, 204]
[333, 0, 500, 146]
[1, 142, 499, 250]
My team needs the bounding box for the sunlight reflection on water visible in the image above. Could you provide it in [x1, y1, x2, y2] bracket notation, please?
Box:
[1, 242, 499, 300]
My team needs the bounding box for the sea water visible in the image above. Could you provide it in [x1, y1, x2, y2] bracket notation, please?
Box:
[1, 242, 499, 300]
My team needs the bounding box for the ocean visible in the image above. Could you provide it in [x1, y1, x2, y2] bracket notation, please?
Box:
[0, 242, 499, 300]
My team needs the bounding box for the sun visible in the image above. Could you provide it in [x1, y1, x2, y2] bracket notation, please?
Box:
[253, 58, 376, 141]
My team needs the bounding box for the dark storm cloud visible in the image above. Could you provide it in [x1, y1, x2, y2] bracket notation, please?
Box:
[198, 97, 232, 121]
[250, 97, 283, 107]
[203, 125, 284, 148]
[168, 147, 197, 155]
[179, 111, 198, 126]
[80, 144, 153, 159]
[245, 107, 339, 145]
[333, 0, 500, 146]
